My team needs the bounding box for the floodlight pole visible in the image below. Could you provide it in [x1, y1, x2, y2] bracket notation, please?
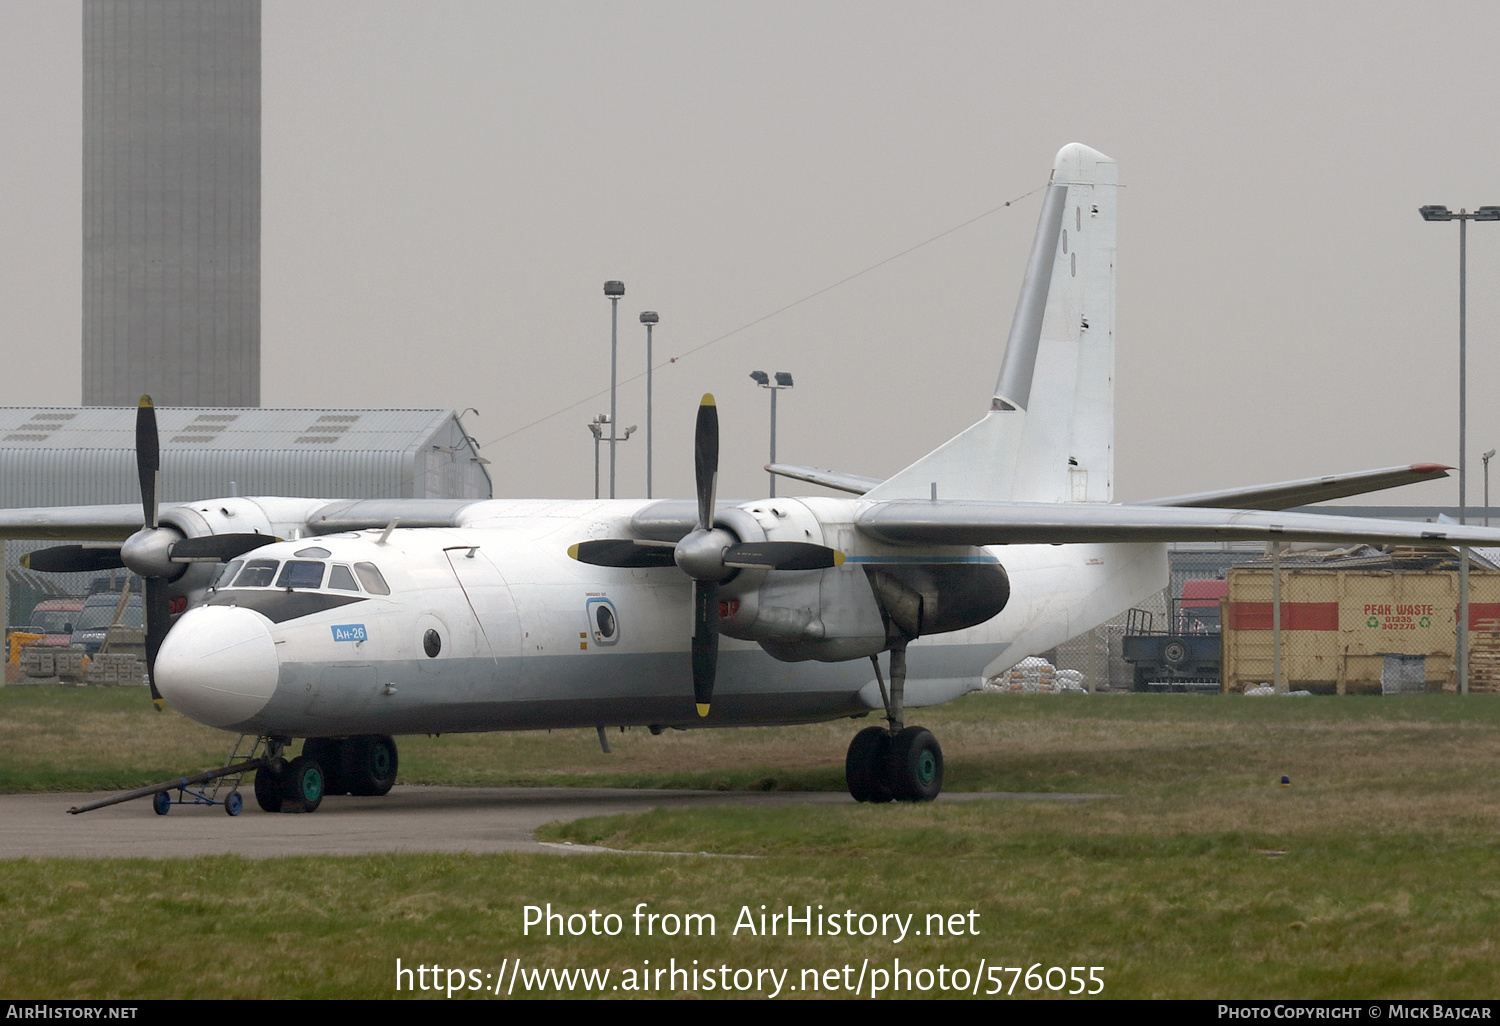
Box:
[587, 416, 607, 500]
[750, 371, 794, 497]
[1485, 449, 1495, 528]
[604, 281, 625, 499]
[1272, 541, 1284, 694]
[1419, 205, 1500, 695]
[641, 312, 659, 498]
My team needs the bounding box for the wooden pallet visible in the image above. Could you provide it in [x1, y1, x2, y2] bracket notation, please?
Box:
[1466, 618, 1500, 693]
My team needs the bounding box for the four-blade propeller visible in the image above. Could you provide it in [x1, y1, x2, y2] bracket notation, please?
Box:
[570, 394, 844, 717]
[23, 397, 275, 710]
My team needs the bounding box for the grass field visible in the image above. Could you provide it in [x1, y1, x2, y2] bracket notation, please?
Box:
[3, 685, 1500, 999]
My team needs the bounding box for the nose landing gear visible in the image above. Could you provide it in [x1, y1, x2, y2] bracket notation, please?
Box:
[845, 641, 945, 802]
[253, 734, 399, 812]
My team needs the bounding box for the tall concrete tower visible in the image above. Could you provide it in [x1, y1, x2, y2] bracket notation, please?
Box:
[83, 0, 260, 407]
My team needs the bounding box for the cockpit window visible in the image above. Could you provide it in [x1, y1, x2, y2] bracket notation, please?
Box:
[293, 546, 332, 558]
[233, 559, 280, 588]
[328, 564, 359, 591]
[214, 561, 244, 589]
[276, 560, 325, 590]
[353, 562, 390, 595]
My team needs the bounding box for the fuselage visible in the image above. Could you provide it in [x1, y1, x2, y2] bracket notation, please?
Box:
[153, 497, 1168, 738]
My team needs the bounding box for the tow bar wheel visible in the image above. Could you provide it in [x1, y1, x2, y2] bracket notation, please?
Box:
[152, 791, 171, 816]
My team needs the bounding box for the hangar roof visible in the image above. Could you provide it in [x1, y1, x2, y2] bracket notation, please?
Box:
[0, 406, 492, 506]
[0, 406, 454, 452]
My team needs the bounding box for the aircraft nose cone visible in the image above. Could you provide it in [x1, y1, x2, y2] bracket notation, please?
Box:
[155, 606, 279, 729]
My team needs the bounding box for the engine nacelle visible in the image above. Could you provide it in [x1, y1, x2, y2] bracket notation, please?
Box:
[709, 498, 1011, 663]
[159, 497, 286, 605]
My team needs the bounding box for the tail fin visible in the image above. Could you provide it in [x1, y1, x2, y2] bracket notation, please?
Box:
[864, 143, 1117, 503]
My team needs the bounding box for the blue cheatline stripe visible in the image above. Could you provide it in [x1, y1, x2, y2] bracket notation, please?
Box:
[842, 555, 1000, 564]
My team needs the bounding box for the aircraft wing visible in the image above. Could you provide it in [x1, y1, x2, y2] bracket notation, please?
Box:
[0, 504, 152, 542]
[304, 499, 481, 533]
[856, 499, 1500, 548]
[1137, 464, 1451, 511]
[765, 464, 883, 495]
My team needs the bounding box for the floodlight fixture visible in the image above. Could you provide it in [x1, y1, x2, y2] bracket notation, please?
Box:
[749, 370, 769, 386]
[774, 372, 794, 387]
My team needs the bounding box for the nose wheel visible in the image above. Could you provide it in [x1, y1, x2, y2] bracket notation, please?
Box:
[253, 735, 398, 812]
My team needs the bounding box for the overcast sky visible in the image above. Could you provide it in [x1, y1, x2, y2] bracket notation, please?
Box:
[2, 1, 1498, 508]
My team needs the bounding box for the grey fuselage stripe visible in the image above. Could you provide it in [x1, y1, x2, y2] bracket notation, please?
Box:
[233, 641, 1009, 738]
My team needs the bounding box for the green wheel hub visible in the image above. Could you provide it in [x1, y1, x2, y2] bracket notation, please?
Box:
[301, 764, 323, 803]
[915, 749, 937, 786]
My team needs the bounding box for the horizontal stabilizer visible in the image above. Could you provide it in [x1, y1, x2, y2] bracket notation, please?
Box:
[857, 499, 1500, 548]
[1139, 464, 1452, 511]
[765, 464, 882, 495]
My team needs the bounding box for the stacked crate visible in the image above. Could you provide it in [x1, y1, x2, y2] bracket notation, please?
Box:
[85, 653, 145, 687]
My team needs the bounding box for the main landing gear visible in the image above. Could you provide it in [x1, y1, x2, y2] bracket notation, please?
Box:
[845, 640, 945, 802]
[253, 734, 399, 813]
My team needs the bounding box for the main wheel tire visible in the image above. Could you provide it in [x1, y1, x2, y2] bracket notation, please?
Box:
[341, 735, 398, 797]
[846, 726, 894, 803]
[282, 755, 325, 813]
[302, 738, 346, 795]
[254, 765, 284, 813]
[887, 726, 943, 802]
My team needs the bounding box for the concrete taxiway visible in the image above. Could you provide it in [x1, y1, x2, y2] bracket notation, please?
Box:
[0, 786, 1112, 859]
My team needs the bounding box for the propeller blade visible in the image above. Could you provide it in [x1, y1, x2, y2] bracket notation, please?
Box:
[169, 533, 276, 563]
[694, 395, 718, 533]
[723, 541, 844, 571]
[136, 396, 160, 530]
[568, 539, 678, 569]
[21, 545, 125, 574]
[143, 578, 170, 712]
[691, 580, 719, 717]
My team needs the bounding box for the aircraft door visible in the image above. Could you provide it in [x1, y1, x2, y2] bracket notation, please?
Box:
[443, 547, 522, 677]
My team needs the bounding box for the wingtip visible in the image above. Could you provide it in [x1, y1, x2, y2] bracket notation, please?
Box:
[1409, 463, 1454, 474]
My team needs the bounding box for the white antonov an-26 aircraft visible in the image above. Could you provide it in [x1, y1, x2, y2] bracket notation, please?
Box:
[5, 143, 1492, 812]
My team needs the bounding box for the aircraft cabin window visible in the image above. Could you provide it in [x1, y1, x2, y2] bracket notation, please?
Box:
[233, 559, 280, 588]
[353, 562, 391, 595]
[277, 560, 325, 590]
[328, 564, 359, 591]
[214, 561, 244, 589]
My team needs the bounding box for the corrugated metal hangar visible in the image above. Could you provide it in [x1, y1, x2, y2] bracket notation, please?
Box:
[2, 405, 492, 625]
